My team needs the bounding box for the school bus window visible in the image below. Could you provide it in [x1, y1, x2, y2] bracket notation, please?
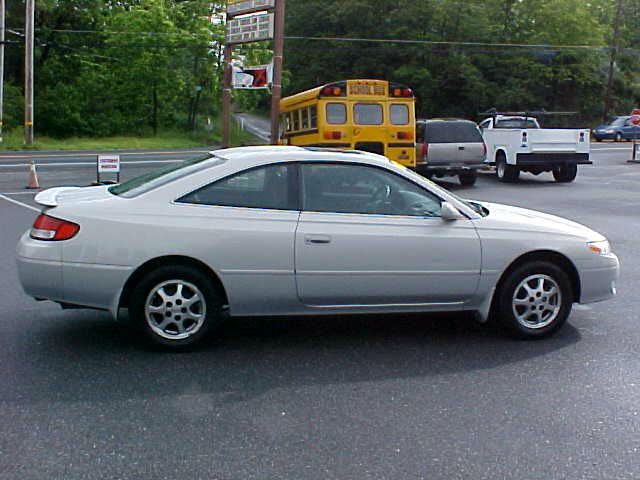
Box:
[301, 107, 310, 130]
[354, 103, 383, 125]
[292, 110, 300, 131]
[326, 103, 346, 124]
[390, 104, 409, 125]
[310, 106, 317, 129]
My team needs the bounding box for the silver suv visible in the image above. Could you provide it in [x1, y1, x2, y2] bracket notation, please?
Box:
[415, 119, 487, 186]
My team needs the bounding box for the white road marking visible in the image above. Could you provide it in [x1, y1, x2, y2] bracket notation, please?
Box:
[0, 159, 182, 169]
[0, 149, 210, 160]
[0, 191, 37, 195]
[0, 193, 41, 212]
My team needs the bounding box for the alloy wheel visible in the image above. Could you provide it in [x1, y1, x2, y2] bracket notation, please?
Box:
[144, 280, 206, 340]
[511, 274, 562, 329]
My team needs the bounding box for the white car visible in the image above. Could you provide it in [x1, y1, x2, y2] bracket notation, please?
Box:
[17, 146, 619, 349]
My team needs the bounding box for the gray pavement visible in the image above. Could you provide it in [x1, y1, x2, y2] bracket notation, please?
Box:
[0, 144, 639, 479]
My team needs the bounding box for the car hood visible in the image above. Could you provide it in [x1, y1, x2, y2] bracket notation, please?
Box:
[34, 186, 113, 208]
[594, 124, 613, 130]
[476, 201, 605, 241]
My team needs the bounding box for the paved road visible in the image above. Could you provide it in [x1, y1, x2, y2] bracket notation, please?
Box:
[0, 145, 639, 479]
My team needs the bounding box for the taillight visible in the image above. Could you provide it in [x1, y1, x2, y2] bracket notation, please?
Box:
[323, 131, 342, 140]
[30, 214, 80, 241]
[421, 143, 429, 158]
[522, 131, 528, 143]
[397, 131, 411, 140]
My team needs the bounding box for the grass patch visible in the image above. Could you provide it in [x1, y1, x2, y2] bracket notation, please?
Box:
[0, 122, 259, 152]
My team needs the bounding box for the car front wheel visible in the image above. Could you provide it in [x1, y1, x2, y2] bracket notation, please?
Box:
[494, 261, 573, 338]
[130, 265, 225, 349]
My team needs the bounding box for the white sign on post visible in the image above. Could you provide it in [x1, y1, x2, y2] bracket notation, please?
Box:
[227, 0, 275, 16]
[226, 12, 274, 44]
[97, 155, 120, 173]
[97, 154, 121, 183]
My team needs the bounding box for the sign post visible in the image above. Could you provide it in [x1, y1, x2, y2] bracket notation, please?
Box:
[224, 0, 283, 146]
[630, 108, 640, 164]
[96, 154, 121, 184]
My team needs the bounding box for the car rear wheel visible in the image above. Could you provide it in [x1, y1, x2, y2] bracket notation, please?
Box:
[552, 163, 577, 183]
[496, 156, 519, 183]
[494, 261, 573, 339]
[130, 265, 224, 349]
[459, 171, 477, 186]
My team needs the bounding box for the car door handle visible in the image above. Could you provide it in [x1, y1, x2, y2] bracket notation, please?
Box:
[305, 235, 331, 245]
[458, 146, 465, 150]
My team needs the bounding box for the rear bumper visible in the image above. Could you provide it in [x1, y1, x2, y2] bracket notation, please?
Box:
[16, 231, 132, 318]
[516, 153, 591, 166]
[415, 163, 485, 171]
[578, 253, 620, 304]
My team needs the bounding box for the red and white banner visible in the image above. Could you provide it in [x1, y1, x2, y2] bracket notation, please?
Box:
[233, 63, 273, 90]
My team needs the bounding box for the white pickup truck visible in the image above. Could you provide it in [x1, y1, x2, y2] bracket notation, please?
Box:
[479, 115, 591, 183]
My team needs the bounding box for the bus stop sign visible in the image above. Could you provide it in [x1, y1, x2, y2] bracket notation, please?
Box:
[631, 108, 640, 126]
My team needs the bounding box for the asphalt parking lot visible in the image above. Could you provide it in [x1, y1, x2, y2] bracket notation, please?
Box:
[0, 144, 639, 479]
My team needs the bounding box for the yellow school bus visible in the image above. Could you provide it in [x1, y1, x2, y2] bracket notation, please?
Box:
[279, 79, 416, 167]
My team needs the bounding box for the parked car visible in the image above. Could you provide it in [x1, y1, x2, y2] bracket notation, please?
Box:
[592, 116, 640, 142]
[415, 119, 486, 186]
[480, 115, 591, 183]
[17, 146, 619, 349]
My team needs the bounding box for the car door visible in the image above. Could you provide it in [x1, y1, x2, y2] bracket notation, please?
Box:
[294, 162, 482, 307]
[458, 123, 486, 164]
[174, 163, 301, 315]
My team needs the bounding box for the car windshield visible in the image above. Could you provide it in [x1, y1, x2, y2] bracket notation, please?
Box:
[610, 117, 628, 126]
[495, 118, 539, 129]
[109, 154, 223, 198]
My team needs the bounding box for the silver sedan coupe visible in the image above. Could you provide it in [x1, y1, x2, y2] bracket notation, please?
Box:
[17, 146, 619, 349]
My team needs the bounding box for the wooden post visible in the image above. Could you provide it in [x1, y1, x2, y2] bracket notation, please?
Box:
[222, 44, 233, 148]
[269, 0, 286, 145]
[24, 0, 34, 145]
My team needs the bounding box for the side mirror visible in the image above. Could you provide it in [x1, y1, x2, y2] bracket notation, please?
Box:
[441, 202, 466, 221]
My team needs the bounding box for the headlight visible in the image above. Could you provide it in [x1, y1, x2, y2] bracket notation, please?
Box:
[588, 240, 611, 256]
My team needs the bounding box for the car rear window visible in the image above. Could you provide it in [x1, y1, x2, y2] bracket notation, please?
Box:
[424, 122, 483, 143]
[495, 119, 539, 129]
[109, 154, 225, 198]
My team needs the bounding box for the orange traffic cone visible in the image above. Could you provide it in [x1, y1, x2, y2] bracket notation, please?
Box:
[26, 162, 40, 189]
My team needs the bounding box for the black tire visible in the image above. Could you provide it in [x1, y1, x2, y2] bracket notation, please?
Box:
[494, 261, 573, 339]
[595, 138, 602, 142]
[496, 155, 519, 183]
[615, 133, 622, 142]
[552, 163, 578, 183]
[459, 171, 478, 186]
[129, 265, 225, 350]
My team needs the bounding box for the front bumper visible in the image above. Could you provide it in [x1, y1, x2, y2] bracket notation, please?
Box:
[578, 253, 620, 304]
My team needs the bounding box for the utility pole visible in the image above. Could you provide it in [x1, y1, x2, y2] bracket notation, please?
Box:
[24, 0, 34, 145]
[0, 0, 5, 143]
[222, 44, 232, 148]
[269, 0, 285, 145]
[603, 0, 624, 122]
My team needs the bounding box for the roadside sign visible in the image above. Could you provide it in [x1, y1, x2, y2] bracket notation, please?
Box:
[96, 154, 121, 183]
[227, 0, 275, 17]
[631, 108, 640, 126]
[226, 12, 274, 44]
[233, 62, 273, 89]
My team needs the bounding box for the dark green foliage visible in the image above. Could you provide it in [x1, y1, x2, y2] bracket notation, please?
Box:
[2, 0, 638, 138]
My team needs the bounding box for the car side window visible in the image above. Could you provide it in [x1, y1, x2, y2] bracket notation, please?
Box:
[177, 164, 297, 211]
[301, 163, 441, 217]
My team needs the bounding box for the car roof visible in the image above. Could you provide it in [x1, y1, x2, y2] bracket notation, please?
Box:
[209, 145, 392, 168]
[418, 118, 474, 123]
